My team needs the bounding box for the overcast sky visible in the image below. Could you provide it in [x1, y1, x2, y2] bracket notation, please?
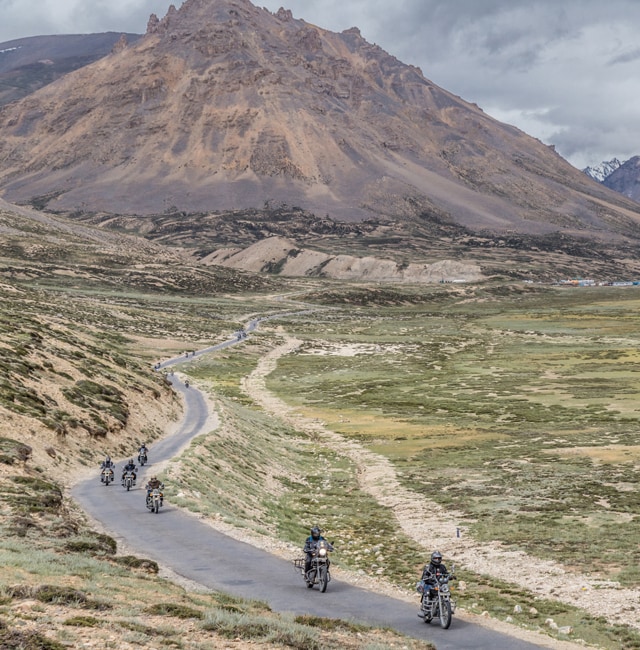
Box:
[1, 0, 638, 170]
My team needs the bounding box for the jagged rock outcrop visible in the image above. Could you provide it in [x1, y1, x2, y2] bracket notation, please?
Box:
[0, 0, 639, 245]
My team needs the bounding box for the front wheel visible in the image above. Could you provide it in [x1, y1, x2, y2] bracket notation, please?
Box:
[439, 598, 452, 629]
[154, 501, 159, 514]
[422, 599, 433, 624]
[319, 565, 328, 593]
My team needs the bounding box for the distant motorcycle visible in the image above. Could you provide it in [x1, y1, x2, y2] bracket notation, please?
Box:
[100, 467, 114, 486]
[294, 539, 334, 592]
[146, 487, 163, 514]
[138, 450, 148, 466]
[417, 566, 457, 629]
[122, 470, 135, 491]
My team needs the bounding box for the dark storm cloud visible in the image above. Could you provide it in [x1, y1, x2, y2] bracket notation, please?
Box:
[1, 0, 639, 169]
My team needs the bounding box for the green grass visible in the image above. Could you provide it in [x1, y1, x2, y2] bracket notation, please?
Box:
[260, 287, 640, 584]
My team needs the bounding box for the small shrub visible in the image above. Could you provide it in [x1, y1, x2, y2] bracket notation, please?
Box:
[65, 537, 115, 556]
[0, 628, 66, 650]
[145, 603, 203, 619]
[293, 614, 369, 633]
[33, 585, 88, 606]
[0, 437, 32, 464]
[63, 616, 101, 627]
[114, 556, 159, 573]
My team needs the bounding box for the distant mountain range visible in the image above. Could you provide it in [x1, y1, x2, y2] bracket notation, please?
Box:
[583, 157, 640, 202]
[582, 159, 624, 183]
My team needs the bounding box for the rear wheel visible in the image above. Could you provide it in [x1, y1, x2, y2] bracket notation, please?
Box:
[439, 599, 452, 629]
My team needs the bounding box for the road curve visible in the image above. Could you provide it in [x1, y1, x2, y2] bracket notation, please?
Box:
[72, 333, 551, 650]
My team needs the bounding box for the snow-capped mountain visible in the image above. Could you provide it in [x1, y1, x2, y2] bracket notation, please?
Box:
[583, 158, 624, 182]
[602, 156, 640, 202]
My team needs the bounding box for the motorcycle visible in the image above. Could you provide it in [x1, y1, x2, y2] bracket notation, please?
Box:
[100, 467, 114, 486]
[138, 450, 148, 466]
[417, 566, 457, 629]
[146, 487, 163, 514]
[122, 470, 136, 491]
[294, 539, 333, 592]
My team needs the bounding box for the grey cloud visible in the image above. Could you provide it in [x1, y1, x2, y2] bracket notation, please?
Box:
[609, 48, 640, 65]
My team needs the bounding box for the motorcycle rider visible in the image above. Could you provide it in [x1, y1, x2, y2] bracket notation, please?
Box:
[121, 458, 137, 484]
[418, 551, 449, 615]
[138, 443, 148, 461]
[100, 455, 115, 481]
[303, 526, 333, 576]
[145, 476, 164, 506]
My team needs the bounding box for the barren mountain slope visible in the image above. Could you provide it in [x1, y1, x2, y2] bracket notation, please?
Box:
[0, 0, 639, 244]
[0, 32, 143, 106]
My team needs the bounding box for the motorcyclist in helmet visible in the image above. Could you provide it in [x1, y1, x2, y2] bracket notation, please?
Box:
[121, 458, 137, 485]
[99, 455, 115, 482]
[303, 526, 333, 576]
[138, 443, 148, 460]
[418, 551, 449, 615]
[145, 476, 164, 506]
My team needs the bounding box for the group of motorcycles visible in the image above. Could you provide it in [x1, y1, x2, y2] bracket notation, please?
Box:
[293, 541, 457, 629]
[99, 448, 163, 513]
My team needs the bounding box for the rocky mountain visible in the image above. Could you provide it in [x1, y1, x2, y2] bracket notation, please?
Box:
[602, 156, 640, 202]
[0, 32, 142, 106]
[582, 158, 624, 183]
[1, 0, 640, 256]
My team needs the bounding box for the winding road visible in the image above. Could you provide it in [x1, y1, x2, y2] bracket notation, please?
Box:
[72, 328, 555, 650]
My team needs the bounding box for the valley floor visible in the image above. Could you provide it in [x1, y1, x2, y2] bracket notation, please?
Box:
[124, 333, 635, 650]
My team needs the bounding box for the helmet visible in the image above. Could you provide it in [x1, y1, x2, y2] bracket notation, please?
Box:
[310, 526, 322, 540]
[129, 459, 134, 464]
[431, 551, 443, 566]
[151, 476, 157, 481]
[105, 455, 111, 461]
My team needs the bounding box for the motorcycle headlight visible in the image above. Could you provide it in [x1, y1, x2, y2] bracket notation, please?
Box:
[319, 548, 327, 557]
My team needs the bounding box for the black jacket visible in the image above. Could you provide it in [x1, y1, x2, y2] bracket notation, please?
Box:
[421, 561, 448, 584]
[304, 536, 333, 555]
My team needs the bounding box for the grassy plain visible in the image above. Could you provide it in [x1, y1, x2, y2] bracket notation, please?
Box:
[3, 199, 640, 647]
[263, 285, 640, 580]
[161, 283, 640, 649]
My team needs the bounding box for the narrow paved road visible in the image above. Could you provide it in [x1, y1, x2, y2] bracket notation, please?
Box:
[72, 332, 553, 650]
